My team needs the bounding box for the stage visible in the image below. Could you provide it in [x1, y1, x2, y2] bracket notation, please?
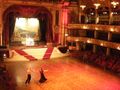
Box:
[5, 46, 69, 62]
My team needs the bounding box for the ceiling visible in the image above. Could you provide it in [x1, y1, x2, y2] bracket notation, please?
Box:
[2, 0, 120, 9]
[80, 0, 120, 7]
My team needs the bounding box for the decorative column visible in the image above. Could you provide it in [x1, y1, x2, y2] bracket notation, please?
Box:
[93, 3, 100, 53]
[106, 48, 110, 56]
[80, 5, 86, 24]
[53, 10, 59, 44]
[61, 1, 69, 46]
[109, 10, 113, 25]
[78, 0, 81, 23]
[52, 10, 56, 44]
[64, 27, 68, 46]
[93, 30, 98, 53]
[59, 9, 63, 45]
[94, 3, 100, 24]
[109, 1, 119, 24]
[106, 32, 112, 55]
[76, 41, 79, 51]
[79, 4, 86, 51]
[109, 0, 112, 25]
[0, 1, 3, 46]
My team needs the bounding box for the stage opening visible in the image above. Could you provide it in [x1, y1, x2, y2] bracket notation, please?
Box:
[11, 17, 47, 46]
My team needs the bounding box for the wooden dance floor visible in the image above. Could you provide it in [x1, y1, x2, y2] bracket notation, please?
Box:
[2, 56, 120, 90]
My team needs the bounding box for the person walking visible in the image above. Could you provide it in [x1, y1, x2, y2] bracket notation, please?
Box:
[39, 68, 47, 83]
[25, 67, 32, 84]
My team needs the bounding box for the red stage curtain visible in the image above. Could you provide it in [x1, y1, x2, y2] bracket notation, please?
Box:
[2, 5, 53, 46]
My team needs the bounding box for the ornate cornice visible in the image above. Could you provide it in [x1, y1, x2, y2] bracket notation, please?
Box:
[0, 0, 63, 13]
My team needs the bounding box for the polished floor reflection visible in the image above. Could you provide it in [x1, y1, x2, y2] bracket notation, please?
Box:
[4, 57, 120, 90]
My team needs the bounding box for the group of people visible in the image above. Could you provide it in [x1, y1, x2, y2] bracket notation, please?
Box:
[25, 67, 47, 85]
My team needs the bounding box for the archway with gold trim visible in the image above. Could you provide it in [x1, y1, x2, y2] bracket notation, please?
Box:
[2, 5, 53, 47]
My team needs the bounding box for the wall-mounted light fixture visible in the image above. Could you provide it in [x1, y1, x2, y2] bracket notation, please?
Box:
[80, 5, 86, 10]
[117, 46, 120, 50]
[111, 1, 119, 8]
[94, 3, 101, 9]
[110, 28, 114, 32]
[100, 43, 103, 46]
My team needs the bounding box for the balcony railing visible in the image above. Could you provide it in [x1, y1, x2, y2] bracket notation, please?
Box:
[67, 24, 120, 33]
[67, 36, 120, 50]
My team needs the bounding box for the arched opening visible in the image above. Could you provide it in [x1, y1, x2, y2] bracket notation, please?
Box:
[2, 5, 53, 47]
[81, 15, 86, 24]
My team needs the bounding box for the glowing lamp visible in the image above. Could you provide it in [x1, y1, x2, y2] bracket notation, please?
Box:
[100, 43, 103, 46]
[83, 26, 88, 29]
[75, 39, 79, 42]
[94, 3, 101, 9]
[3, 54, 6, 58]
[87, 40, 91, 43]
[65, 33, 68, 37]
[111, 1, 119, 8]
[117, 46, 120, 50]
[80, 5, 86, 10]
[95, 27, 98, 30]
[110, 28, 114, 32]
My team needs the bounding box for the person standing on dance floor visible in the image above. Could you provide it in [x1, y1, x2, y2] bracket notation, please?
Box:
[25, 67, 32, 84]
[39, 68, 47, 83]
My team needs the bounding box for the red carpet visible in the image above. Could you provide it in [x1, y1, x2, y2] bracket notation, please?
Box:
[15, 50, 37, 61]
[43, 47, 54, 60]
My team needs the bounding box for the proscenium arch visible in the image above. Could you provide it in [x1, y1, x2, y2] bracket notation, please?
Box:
[2, 5, 53, 46]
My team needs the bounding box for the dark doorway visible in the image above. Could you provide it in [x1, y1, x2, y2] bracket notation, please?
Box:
[81, 15, 86, 24]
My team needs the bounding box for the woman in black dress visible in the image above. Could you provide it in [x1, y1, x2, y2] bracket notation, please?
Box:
[39, 68, 47, 83]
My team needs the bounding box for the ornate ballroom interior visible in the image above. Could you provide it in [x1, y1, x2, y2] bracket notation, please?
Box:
[0, 0, 120, 90]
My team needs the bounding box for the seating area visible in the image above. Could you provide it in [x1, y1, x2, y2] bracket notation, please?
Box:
[0, 63, 16, 90]
[70, 50, 120, 75]
[0, 46, 9, 61]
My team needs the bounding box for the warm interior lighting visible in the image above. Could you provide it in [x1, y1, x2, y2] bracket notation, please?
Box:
[100, 43, 103, 46]
[75, 39, 79, 42]
[87, 40, 90, 43]
[117, 46, 120, 50]
[111, 1, 119, 8]
[80, 5, 86, 10]
[90, 12, 94, 15]
[96, 17, 99, 24]
[112, 12, 118, 14]
[103, 12, 107, 15]
[3, 53, 6, 58]
[94, 3, 101, 9]
[12, 18, 39, 43]
[28, 18, 39, 27]
[110, 28, 114, 32]
[65, 33, 68, 37]
[83, 25, 88, 29]
[15, 18, 39, 31]
[95, 27, 98, 30]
